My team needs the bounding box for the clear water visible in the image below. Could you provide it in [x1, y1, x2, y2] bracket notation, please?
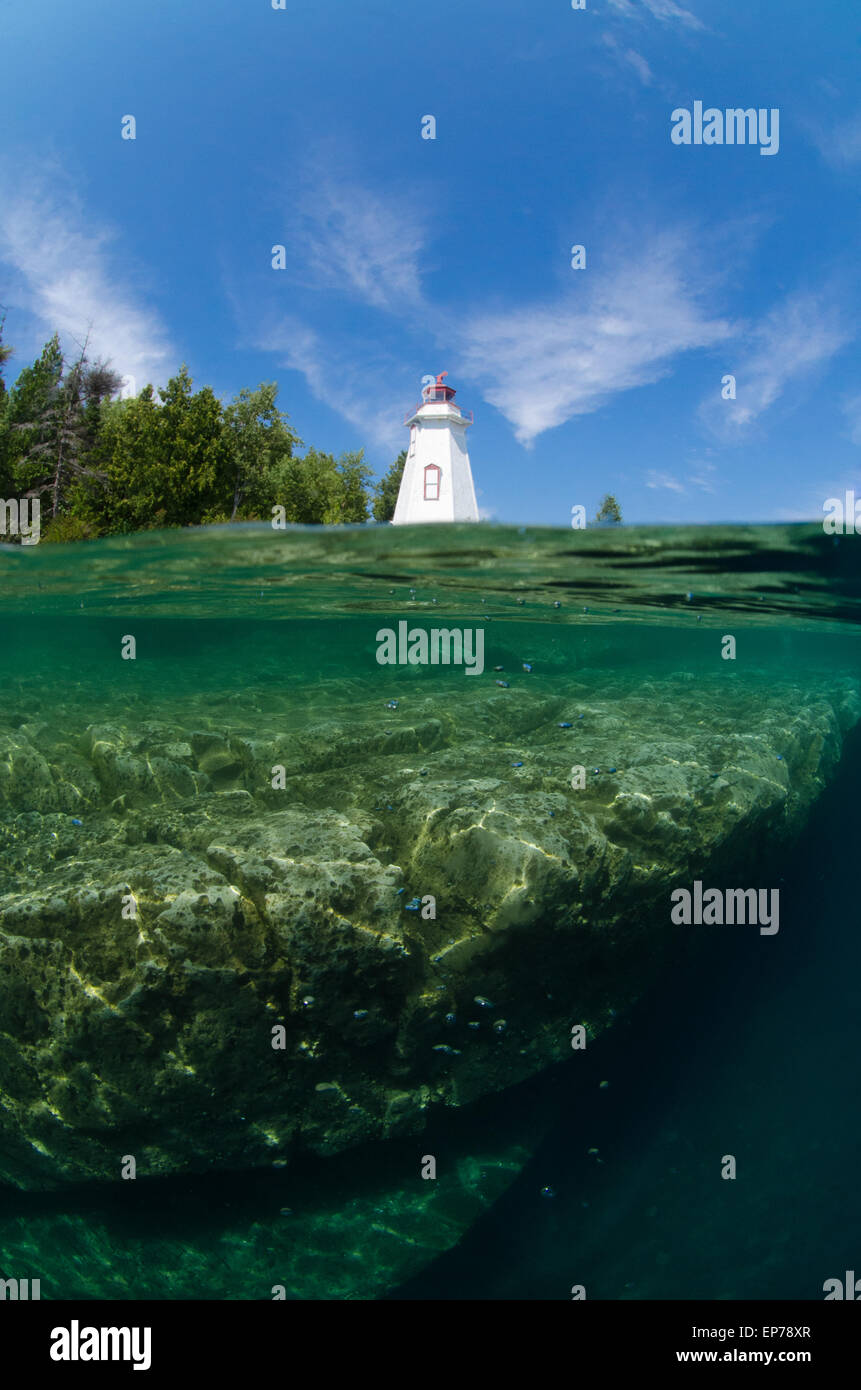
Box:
[0, 522, 858, 1299]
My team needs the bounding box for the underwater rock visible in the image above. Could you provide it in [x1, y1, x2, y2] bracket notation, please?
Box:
[0, 1066, 564, 1298]
[0, 670, 858, 1189]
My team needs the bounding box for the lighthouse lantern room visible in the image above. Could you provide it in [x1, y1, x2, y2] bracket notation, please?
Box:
[392, 373, 480, 524]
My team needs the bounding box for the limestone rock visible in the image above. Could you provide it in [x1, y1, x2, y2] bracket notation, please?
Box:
[0, 669, 857, 1188]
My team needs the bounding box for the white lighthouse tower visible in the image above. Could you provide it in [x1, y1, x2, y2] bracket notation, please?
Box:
[392, 372, 479, 524]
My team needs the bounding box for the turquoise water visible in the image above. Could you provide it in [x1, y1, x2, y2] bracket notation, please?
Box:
[0, 522, 858, 1299]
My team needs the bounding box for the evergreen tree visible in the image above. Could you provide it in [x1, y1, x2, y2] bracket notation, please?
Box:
[156, 366, 232, 524]
[7, 334, 67, 513]
[0, 314, 14, 495]
[223, 382, 301, 520]
[594, 493, 622, 524]
[0, 311, 13, 401]
[0, 328, 380, 536]
[81, 359, 124, 444]
[330, 450, 373, 523]
[372, 449, 406, 521]
[88, 367, 232, 531]
[3, 335, 123, 519]
[78, 388, 162, 532]
[269, 447, 373, 524]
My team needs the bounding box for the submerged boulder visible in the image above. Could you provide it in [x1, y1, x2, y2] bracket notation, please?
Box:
[0, 669, 858, 1191]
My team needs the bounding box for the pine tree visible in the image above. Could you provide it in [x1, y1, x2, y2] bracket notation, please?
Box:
[83, 387, 163, 533]
[372, 449, 407, 521]
[8, 334, 65, 511]
[594, 493, 623, 524]
[11, 336, 122, 518]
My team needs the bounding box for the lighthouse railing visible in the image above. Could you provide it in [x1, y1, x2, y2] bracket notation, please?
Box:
[404, 403, 473, 425]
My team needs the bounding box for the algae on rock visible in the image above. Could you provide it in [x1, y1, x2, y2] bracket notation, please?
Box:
[0, 669, 858, 1190]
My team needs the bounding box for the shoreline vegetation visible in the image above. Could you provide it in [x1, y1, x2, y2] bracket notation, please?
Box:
[0, 325, 623, 543]
[0, 325, 409, 541]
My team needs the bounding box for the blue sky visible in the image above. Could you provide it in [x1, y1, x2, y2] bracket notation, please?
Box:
[2, 0, 860, 525]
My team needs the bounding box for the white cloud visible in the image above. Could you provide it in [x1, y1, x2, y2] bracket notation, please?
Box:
[0, 166, 172, 386]
[601, 33, 653, 86]
[254, 315, 406, 454]
[455, 234, 731, 444]
[646, 470, 686, 492]
[246, 156, 433, 458]
[292, 176, 428, 312]
[700, 291, 851, 436]
[254, 165, 734, 452]
[606, 0, 704, 30]
[620, 47, 653, 86]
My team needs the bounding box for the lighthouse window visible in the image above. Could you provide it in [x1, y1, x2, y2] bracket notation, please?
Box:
[423, 464, 441, 501]
[409, 427, 416, 458]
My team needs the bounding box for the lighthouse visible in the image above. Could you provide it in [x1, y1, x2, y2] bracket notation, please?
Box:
[392, 373, 480, 524]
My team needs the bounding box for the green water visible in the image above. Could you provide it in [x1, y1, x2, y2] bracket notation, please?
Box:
[0, 522, 859, 1299]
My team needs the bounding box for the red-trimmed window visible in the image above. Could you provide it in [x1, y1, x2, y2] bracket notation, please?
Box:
[423, 463, 441, 501]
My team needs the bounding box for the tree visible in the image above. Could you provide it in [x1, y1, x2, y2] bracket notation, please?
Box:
[223, 382, 301, 520]
[330, 449, 373, 523]
[9, 334, 71, 516]
[78, 388, 163, 533]
[0, 311, 13, 401]
[268, 447, 373, 524]
[81, 358, 124, 439]
[156, 367, 232, 524]
[87, 368, 233, 531]
[0, 313, 15, 494]
[594, 493, 622, 524]
[372, 449, 406, 521]
[3, 334, 123, 519]
[0, 328, 379, 536]
[1, 335, 62, 500]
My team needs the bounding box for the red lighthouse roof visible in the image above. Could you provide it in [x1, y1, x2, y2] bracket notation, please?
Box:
[423, 371, 456, 403]
[404, 372, 473, 425]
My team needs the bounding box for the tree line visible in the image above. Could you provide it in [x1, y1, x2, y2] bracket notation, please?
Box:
[0, 320, 407, 541]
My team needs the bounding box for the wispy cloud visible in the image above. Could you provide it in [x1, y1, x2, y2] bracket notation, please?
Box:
[687, 460, 718, 493]
[0, 164, 172, 385]
[808, 111, 861, 169]
[646, 460, 717, 494]
[291, 174, 428, 312]
[699, 291, 851, 436]
[241, 153, 436, 457]
[601, 33, 653, 87]
[455, 233, 731, 444]
[646, 470, 686, 492]
[253, 315, 406, 453]
[606, 0, 704, 31]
